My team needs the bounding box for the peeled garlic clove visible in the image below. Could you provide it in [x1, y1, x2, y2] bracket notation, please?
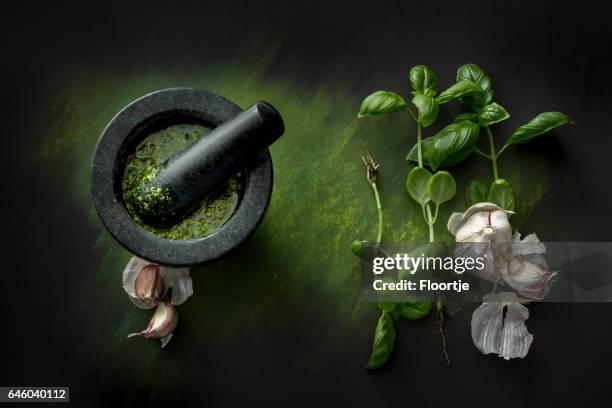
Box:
[134, 263, 163, 301]
[122, 256, 167, 309]
[128, 301, 178, 348]
[471, 294, 533, 360]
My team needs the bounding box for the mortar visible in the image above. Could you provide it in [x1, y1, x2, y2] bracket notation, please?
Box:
[91, 88, 283, 266]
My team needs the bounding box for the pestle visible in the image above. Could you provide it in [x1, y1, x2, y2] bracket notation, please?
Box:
[130, 101, 284, 223]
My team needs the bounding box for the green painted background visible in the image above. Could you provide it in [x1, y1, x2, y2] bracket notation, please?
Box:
[34, 38, 550, 395]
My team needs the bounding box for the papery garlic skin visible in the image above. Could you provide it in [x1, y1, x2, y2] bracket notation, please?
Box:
[502, 256, 552, 300]
[471, 293, 533, 360]
[500, 233, 555, 300]
[160, 268, 193, 306]
[127, 301, 178, 348]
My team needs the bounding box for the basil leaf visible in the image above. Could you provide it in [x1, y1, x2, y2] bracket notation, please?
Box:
[397, 299, 433, 320]
[350, 240, 362, 256]
[412, 94, 439, 127]
[426, 171, 456, 205]
[358, 91, 407, 118]
[428, 121, 480, 171]
[479, 102, 510, 126]
[507, 112, 573, 144]
[367, 311, 396, 369]
[453, 113, 479, 123]
[409, 65, 437, 93]
[456, 64, 494, 111]
[465, 179, 488, 207]
[406, 137, 434, 164]
[487, 178, 515, 211]
[406, 167, 432, 205]
[435, 81, 483, 104]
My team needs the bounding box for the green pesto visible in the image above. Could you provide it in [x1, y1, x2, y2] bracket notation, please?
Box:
[122, 124, 244, 240]
[127, 165, 174, 218]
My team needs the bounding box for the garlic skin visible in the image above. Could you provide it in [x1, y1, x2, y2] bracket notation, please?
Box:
[471, 293, 533, 360]
[160, 268, 193, 306]
[122, 256, 193, 309]
[501, 233, 555, 300]
[127, 301, 178, 348]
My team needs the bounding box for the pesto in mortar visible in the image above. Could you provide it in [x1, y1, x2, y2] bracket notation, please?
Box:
[122, 124, 244, 240]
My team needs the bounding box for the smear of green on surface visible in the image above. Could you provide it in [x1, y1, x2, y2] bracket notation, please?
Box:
[34, 40, 550, 389]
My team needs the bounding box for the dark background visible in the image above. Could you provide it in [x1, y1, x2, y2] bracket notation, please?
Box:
[3, 1, 611, 406]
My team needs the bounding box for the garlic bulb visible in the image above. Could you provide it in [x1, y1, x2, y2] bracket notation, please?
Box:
[127, 301, 178, 348]
[448, 204, 555, 300]
[448, 202, 513, 244]
[448, 202, 513, 281]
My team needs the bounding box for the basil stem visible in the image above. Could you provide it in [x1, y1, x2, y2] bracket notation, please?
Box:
[371, 181, 383, 243]
[417, 123, 424, 168]
[485, 126, 500, 181]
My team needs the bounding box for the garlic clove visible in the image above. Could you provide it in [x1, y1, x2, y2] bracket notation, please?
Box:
[122, 256, 192, 308]
[128, 301, 178, 347]
[122, 256, 167, 309]
[134, 263, 162, 301]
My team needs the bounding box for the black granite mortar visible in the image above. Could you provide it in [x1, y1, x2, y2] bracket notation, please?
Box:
[91, 88, 273, 266]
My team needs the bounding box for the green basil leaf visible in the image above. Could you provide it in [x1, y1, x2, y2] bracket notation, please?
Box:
[406, 167, 432, 206]
[358, 91, 407, 118]
[397, 299, 433, 320]
[428, 121, 480, 171]
[487, 178, 515, 211]
[479, 102, 510, 126]
[367, 311, 396, 369]
[435, 81, 483, 104]
[426, 171, 456, 205]
[465, 179, 488, 207]
[507, 112, 573, 144]
[409, 65, 437, 93]
[412, 94, 439, 127]
[406, 137, 433, 164]
[456, 64, 494, 111]
[453, 113, 479, 123]
[350, 240, 362, 256]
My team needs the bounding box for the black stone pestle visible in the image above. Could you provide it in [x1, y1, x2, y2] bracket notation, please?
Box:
[130, 101, 284, 223]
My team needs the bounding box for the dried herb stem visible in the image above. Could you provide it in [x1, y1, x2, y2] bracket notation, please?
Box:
[436, 299, 451, 366]
[362, 153, 383, 243]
